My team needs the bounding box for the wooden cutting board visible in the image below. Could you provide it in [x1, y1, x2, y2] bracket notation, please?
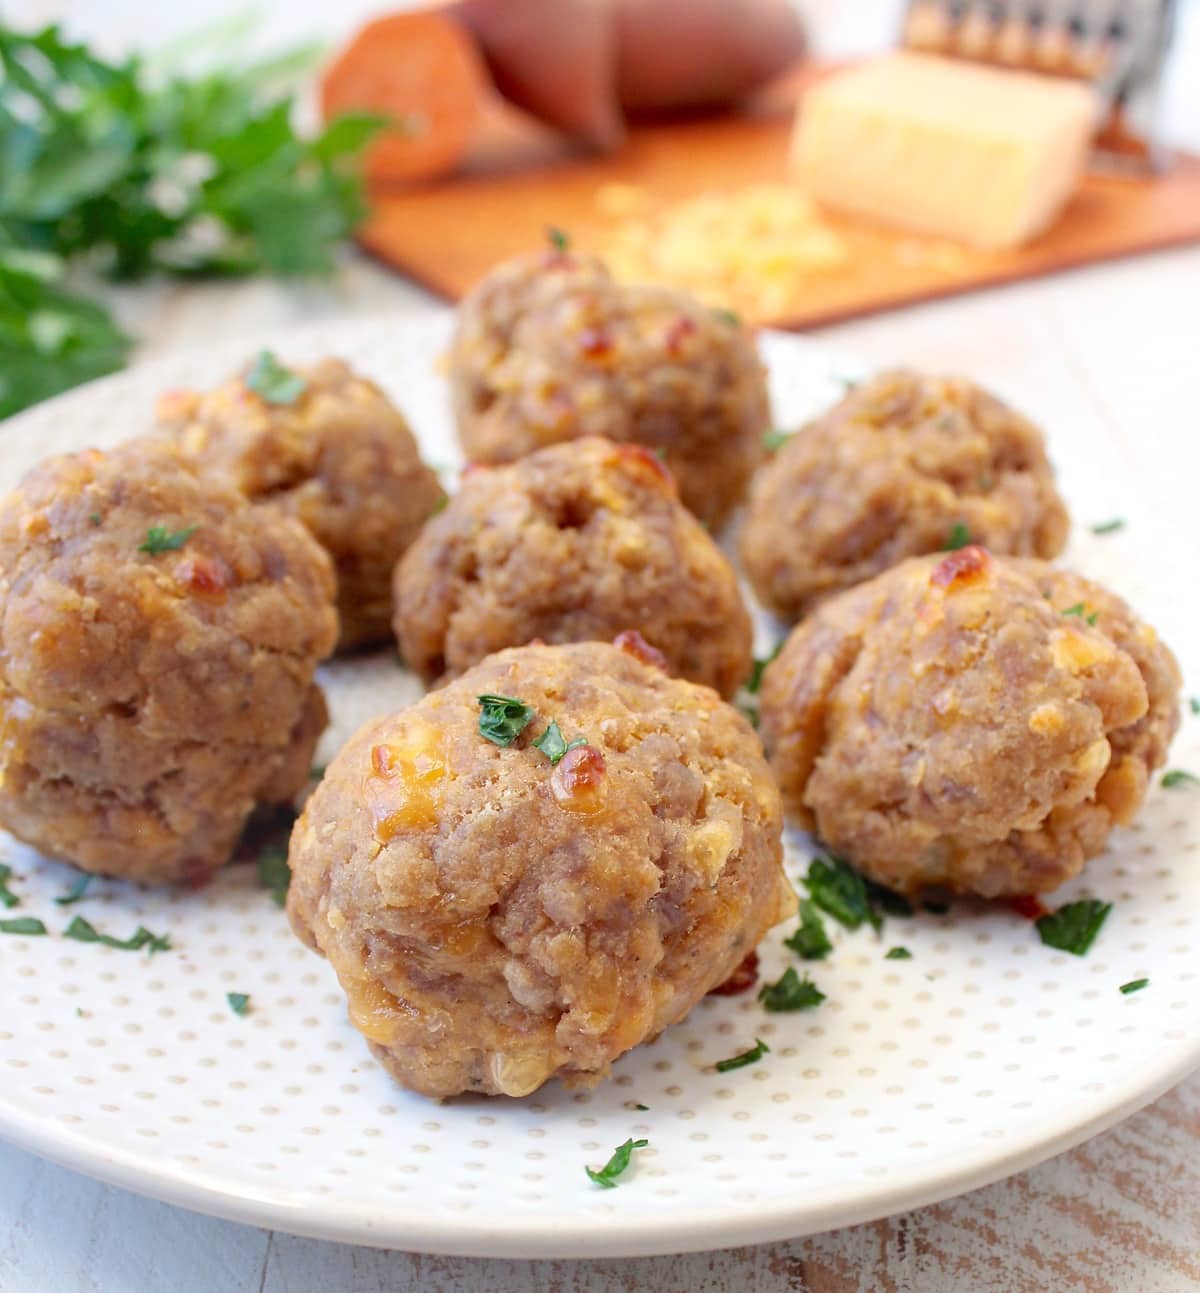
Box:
[357, 66, 1200, 329]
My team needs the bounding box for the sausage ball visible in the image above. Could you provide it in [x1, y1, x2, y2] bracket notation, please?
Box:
[759, 547, 1180, 899]
[393, 437, 753, 697]
[449, 248, 769, 529]
[287, 639, 795, 1099]
[156, 354, 443, 651]
[740, 370, 1070, 621]
[0, 442, 338, 885]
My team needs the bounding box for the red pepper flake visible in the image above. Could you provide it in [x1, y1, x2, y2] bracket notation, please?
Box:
[176, 554, 229, 599]
[663, 315, 698, 356]
[1009, 894, 1047, 920]
[708, 950, 760, 997]
[577, 328, 614, 360]
[550, 744, 607, 815]
[930, 544, 990, 592]
[613, 629, 668, 672]
[609, 443, 677, 494]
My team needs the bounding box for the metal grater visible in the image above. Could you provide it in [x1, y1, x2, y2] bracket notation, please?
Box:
[901, 0, 1179, 174]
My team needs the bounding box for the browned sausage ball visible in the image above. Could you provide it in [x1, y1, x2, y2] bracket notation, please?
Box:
[759, 547, 1181, 899]
[0, 441, 338, 885]
[156, 355, 443, 651]
[287, 638, 795, 1099]
[449, 249, 769, 530]
[393, 437, 754, 697]
[740, 371, 1070, 621]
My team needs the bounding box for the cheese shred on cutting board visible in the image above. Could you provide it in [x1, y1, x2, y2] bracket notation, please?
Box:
[791, 53, 1100, 249]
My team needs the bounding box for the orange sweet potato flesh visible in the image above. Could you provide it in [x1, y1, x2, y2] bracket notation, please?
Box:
[320, 11, 488, 183]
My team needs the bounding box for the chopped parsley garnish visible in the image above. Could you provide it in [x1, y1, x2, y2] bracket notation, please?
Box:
[310, 764, 326, 780]
[943, 522, 971, 551]
[64, 915, 170, 953]
[758, 966, 825, 1012]
[1061, 602, 1086, 617]
[139, 524, 197, 554]
[714, 1038, 770, 1072]
[430, 494, 449, 516]
[55, 874, 92, 906]
[633, 1103, 649, 1111]
[737, 701, 761, 730]
[257, 846, 291, 907]
[1090, 518, 1125, 535]
[1162, 769, 1199, 790]
[532, 720, 586, 764]
[585, 1137, 647, 1188]
[783, 899, 832, 960]
[867, 882, 913, 918]
[89, 512, 102, 526]
[1119, 978, 1148, 995]
[245, 350, 306, 404]
[804, 856, 880, 932]
[746, 642, 783, 695]
[1035, 899, 1112, 957]
[1190, 697, 1200, 716]
[712, 307, 741, 327]
[885, 946, 913, 960]
[0, 864, 19, 909]
[0, 916, 46, 936]
[477, 694, 535, 747]
[546, 226, 570, 251]
[762, 429, 791, 452]
[227, 992, 251, 1016]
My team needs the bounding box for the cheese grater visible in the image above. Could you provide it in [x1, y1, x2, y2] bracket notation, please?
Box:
[901, 0, 1179, 173]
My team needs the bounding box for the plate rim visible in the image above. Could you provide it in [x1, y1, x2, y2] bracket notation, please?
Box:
[0, 314, 1196, 1258]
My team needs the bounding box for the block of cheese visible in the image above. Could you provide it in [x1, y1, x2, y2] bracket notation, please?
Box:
[791, 53, 1099, 249]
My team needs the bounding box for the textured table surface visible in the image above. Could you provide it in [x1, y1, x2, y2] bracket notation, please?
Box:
[3, 1, 1200, 1289]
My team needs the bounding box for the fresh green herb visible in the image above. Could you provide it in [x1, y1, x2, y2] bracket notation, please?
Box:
[762, 429, 791, 453]
[737, 701, 761, 730]
[430, 493, 449, 516]
[245, 349, 306, 404]
[783, 899, 832, 960]
[226, 992, 251, 1016]
[653, 445, 668, 463]
[0, 25, 382, 415]
[0, 916, 46, 935]
[714, 1038, 770, 1073]
[834, 374, 859, 392]
[1190, 697, 1200, 716]
[1061, 602, 1086, 617]
[943, 522, 971, 551]
[1036, 899, 1112, 957]
[139, 524, 196, 554]
[712, 307, 741, 327]
[546, 226, 570, 251]
[867, 882, 913, 918]
[532, 720, 586, 765]
[804, 856, 880, 932]
[63, 915, 170, 953]
[1090, 519, 1125, 535]
[0, 863, 18, 909]
[477, 694, 535, 747]
[257, 845, 290, 907]
[885, 946, 913, 960]
[633, 1103, 649, 1111]
[758, 966, 825, 1012]
[309, 764, 326, 780]
[1119, 978, 1148, 995]
[746, 642, 783, 695]
[585, 1137, 648, 1188]
[75, 1006, 85, 1017]
[55, 873, 92, 905]
[1086, 611, 1099, 626]
[1162, 769, 1199, 790]
[89, 513, 102, 526]
[924, 902, 950, 915]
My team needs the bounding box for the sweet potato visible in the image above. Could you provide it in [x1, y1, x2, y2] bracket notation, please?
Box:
[455, 0, 623, 149]
[320, 11, 488, 183]
[614, 0, 806, 112]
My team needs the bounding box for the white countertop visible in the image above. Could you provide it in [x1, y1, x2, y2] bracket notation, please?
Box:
[3, 2, 1200, 1289]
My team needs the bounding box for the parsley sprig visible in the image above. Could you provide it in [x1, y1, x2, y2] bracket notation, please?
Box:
[139, 525, 197, 554]
[714, 1038, 770, 1073]
[63, 915, 169, 953]
[55, 874, 92, 905]
[1162, 769, 1198, 790]
[245, 350, 306, 404]
[804, 856, 880, 932]
[0, 863, 19, 909]
[1036, 899, 1111, 957]
[0, 916, 46, 936]
[531, 720, 585, 765]
[477, 695, 535, 747]
[944, 522, 971, 551]
[227, 992, 251, 1016]
[257, 845, 290, 907]
[783, 899, 832, 960]
[758, 966, 825, 1012]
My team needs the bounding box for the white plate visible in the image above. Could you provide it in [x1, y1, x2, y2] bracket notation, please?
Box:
[0, 317, 1196, 1259]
